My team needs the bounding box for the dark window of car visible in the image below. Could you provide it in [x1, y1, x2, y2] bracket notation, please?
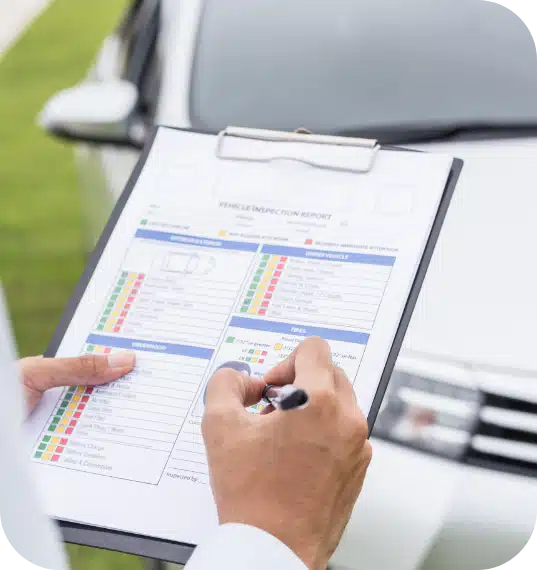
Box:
[190, 0, 537, 142]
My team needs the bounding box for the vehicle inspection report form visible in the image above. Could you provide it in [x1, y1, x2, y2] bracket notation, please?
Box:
[25, 127, 461, 554]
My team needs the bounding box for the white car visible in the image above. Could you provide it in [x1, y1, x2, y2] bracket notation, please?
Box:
[39, 1, 537, 569]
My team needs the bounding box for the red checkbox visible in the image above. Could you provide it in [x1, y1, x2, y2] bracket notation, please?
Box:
[305, 239, 313, 245]
[125, 303, 131, 310]
[120, 311, 127, 317]
[117, 318, 124, 325]
[270, 279, 279, 285]
[60, 438, 68, 446]
[85, 387, 93, 394]
[104, 348, 111, 354]
[274, 271, 282, 277]
[74, 412, 81, 419]
[268, 286, 275, 292]
[77, 404, 86, 410]
[280, 257, 287, 262]
[262, 301, 270, 307]
[277, 264, 285, 270]
[66, 428, 73, 435]
[113, 327, 120, 333]
[81, 396, 89, 403]
[128, 296, 134, 303]
[264, 293, 272, 299]
[69, 420, 77, 427]
[138, 274, 145, 280]
[56, 446, 64, 454]
[258, 309, 266, 315]
[259, 359, 265, 364]
[262, 351, 267, 356]
[131, 289, 138, 295]
[51, 455, 60, 462]
[135, 281, 142, 288]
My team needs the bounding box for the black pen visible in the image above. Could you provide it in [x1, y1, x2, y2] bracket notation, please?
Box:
[262, 384, 309, 411]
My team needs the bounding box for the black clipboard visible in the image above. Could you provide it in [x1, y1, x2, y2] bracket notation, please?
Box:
[43, 126, 463, 565]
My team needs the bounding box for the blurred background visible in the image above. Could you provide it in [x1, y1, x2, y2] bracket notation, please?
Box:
[2, 1, 537, 570]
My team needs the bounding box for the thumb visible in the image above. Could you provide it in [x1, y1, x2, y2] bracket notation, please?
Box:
[204, 368, 265, 415]
[21, 352, 136, 392]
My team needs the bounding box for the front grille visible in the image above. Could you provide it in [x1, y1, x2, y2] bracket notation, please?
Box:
[464, 392, 537, 478]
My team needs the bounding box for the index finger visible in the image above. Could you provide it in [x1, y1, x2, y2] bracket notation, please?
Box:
[263, 337, 335, 393]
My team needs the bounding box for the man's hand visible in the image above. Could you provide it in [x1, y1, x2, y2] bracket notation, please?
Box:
[202, 337, 372, 570]
[19, 352, 136, 412]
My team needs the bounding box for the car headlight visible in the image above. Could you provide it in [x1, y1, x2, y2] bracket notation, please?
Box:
[373, 369, 483, 459]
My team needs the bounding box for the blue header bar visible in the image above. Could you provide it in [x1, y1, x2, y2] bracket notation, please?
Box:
[86, 334, 214, 359]
[261, 244, 395, 266]
[135, 229, 259, 252]
[229, 317, 369, 344]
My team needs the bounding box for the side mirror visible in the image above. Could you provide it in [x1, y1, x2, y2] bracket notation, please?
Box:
[38, 80, 146, 148]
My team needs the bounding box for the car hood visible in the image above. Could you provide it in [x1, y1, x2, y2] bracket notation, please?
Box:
[400, 137, 537, 378]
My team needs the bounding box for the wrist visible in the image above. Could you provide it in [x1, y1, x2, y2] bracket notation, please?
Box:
[219, 510, 328, 569]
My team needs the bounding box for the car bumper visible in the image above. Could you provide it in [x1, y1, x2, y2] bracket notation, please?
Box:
[331, 439, 537, 570]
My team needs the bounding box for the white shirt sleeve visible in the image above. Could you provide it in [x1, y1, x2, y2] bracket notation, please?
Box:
[184, 523, 307, 570]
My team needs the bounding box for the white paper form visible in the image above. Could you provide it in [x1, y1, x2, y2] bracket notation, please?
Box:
[25, 128, 454, 545]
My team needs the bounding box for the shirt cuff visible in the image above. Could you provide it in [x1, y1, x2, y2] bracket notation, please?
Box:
[184, 523, 307, 570]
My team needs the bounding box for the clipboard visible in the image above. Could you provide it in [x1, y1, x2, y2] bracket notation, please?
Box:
[39, 126, 463, 565]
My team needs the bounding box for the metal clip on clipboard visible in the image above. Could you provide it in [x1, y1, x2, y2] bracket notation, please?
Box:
[215, 126, 381, 174]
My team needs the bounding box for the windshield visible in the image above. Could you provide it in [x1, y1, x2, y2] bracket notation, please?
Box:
[190, 0, 537, 143]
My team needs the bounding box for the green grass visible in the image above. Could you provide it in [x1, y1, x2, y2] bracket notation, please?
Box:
[0, 0, 145, 568]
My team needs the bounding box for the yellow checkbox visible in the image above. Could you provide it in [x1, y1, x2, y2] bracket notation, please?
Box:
[64, 410, 73, 418]
[76, 387, 84, 393]
[118, 295, 127, 304]
[123, 287, 130, 295]
[268, 263, 276, 269]
[72, 395, 81, 402]
[126, 280, 135, 287]
[60, 419, 68, 426]
[51, 437, 59, 444]
[68, 403, 76, 410]
[47, 445, 55, 452]
[255, 350, 261, 355]
[42, 454, 51, 461]
[56, 427, 65, 434]
[218, 230, 227, 237]
[248, 309, 257, 314]
[260, 280, 270, 288]
[111, 310, 119, 317]
[255, 293, 263, 300]
[252, 301, 261, 308]
[105, 325, 113, 332]
[274, 343, 283, 351]
[128, 273, 136, 280]
[252, 358, 258, 363]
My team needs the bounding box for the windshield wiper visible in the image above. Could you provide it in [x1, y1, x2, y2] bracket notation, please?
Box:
[335, 123, 537, 145]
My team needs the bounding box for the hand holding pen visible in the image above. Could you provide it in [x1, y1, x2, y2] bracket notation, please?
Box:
[202, 337, 372, 570]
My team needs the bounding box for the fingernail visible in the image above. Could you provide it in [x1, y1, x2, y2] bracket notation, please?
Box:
[241, 370, 250, 377]
[108, 351, 136, 369]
